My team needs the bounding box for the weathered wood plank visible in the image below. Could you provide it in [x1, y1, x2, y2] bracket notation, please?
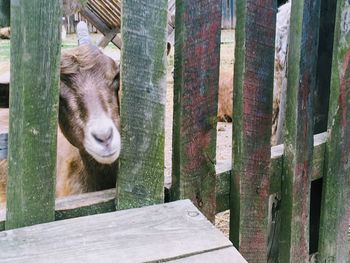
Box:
[0, 189, 116, 231]
[229, 0, 276, 261]
[80, 7, 122, 48]
[0, 200, 236, 263]
[318, 0, 350, 261]
[279, 0, 321, 261]
[97, 28, 118, 48]
[216, 169, 231, 214]
[0, 131, 329, 230]
[5, 0, 61, 230]
[117, 0, 167, 209]
[55, 188, 115, 220]
[215, 133, 327, 215]
[171, 0, 222, 222]
[0, 0, 10, 27]
[169, 247, 247, 263]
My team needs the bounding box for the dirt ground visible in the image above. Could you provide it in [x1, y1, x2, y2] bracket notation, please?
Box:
[0, 30, 235, 236]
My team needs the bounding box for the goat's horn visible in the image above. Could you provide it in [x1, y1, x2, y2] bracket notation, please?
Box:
[76, 21, 91, 46]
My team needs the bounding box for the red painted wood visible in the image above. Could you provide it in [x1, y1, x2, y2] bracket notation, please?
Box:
[171, 0, 222, 221]
[230, 1, 276, 262]
[279, 0, 321, 262]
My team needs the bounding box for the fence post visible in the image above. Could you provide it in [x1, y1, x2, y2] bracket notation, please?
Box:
[5, 0, 61, 229]
[170, 0, 221, 221]
[0, 0, 10, 27]
[116, 0, 168, 209]
[279, 0, 321, 262]
[229, 1, 276, 261]
[318, 0, 350, 261]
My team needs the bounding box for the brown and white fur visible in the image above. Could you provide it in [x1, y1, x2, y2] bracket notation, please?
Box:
[0, 44, 121, 207]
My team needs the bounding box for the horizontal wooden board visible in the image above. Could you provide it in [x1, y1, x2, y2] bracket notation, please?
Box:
[215, 132, 327, 213]
[55, 188, 116, 220]
[169, 247, 247, 262]
[0, 200, 241, 263]
[0, 132, 329, 225]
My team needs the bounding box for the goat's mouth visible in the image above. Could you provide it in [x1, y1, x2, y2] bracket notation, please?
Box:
[86, 147, 120, 164]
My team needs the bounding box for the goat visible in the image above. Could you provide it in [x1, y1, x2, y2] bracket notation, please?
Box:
[0, 44, 121, 208]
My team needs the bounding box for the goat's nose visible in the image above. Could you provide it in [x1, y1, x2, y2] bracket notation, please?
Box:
[91, 127, 113, 146]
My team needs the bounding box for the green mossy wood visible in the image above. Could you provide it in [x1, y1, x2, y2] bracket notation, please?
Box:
[279, 0, 321, 262]
[5, 0, 61, 229]
[171, 0, 221, 221]
[318, 0, 350, 261]
[117, 0, 168, 209]
[0, 0, 10, 27]
[229, 1, 276, 261]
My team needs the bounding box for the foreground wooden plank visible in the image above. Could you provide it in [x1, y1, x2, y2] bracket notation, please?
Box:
[169, 247, 247, 263]
[0, 200, 241, 263]
[230, 0, 276, 261]
[117, 0, 168, 209]
[171, 0, 222, 221]
[318, 0, 350, 261]
[5, 0, 61, 230]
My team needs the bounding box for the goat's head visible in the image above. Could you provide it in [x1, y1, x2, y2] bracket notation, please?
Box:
[59, 44, 121, 164]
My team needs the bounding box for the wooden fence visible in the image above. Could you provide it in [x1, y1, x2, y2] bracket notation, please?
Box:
[0, 0, 349, 262]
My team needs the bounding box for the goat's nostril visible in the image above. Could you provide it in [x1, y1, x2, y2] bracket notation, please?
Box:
[92, 128, 113, 145]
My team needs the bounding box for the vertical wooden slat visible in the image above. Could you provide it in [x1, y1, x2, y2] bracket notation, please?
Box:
[279, 0, 321, 262]
[318, 0, 350, 261]
[5, 0, 61, 229]
[313, 0, 337, 134]
[170, 0, 221, 221]
[117, 0, 167, 209]
[0, 0, 10, 27]
[229, 1, 276, 262]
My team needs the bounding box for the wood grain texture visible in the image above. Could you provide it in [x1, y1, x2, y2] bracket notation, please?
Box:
[0, 132, 328, 231]
[229, 1, 276, 261]
[117, 0, 168, 209]
[80, 8, 122, 49]
[171, 0, 222, 222]
[215, 132, 327, 215]
[0, 200, 238, 263]
[318, 0, 350, 261]
[279, 0, 321, 261]
[169, 247, 247, 263]
[5, 0, 61, 230]
[55, 188, 116, 220]
[0, 0, 10, 27]
[1, 189, 116, 231]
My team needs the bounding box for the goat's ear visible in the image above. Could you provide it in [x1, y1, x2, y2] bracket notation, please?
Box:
[61, 52, 78, 75]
